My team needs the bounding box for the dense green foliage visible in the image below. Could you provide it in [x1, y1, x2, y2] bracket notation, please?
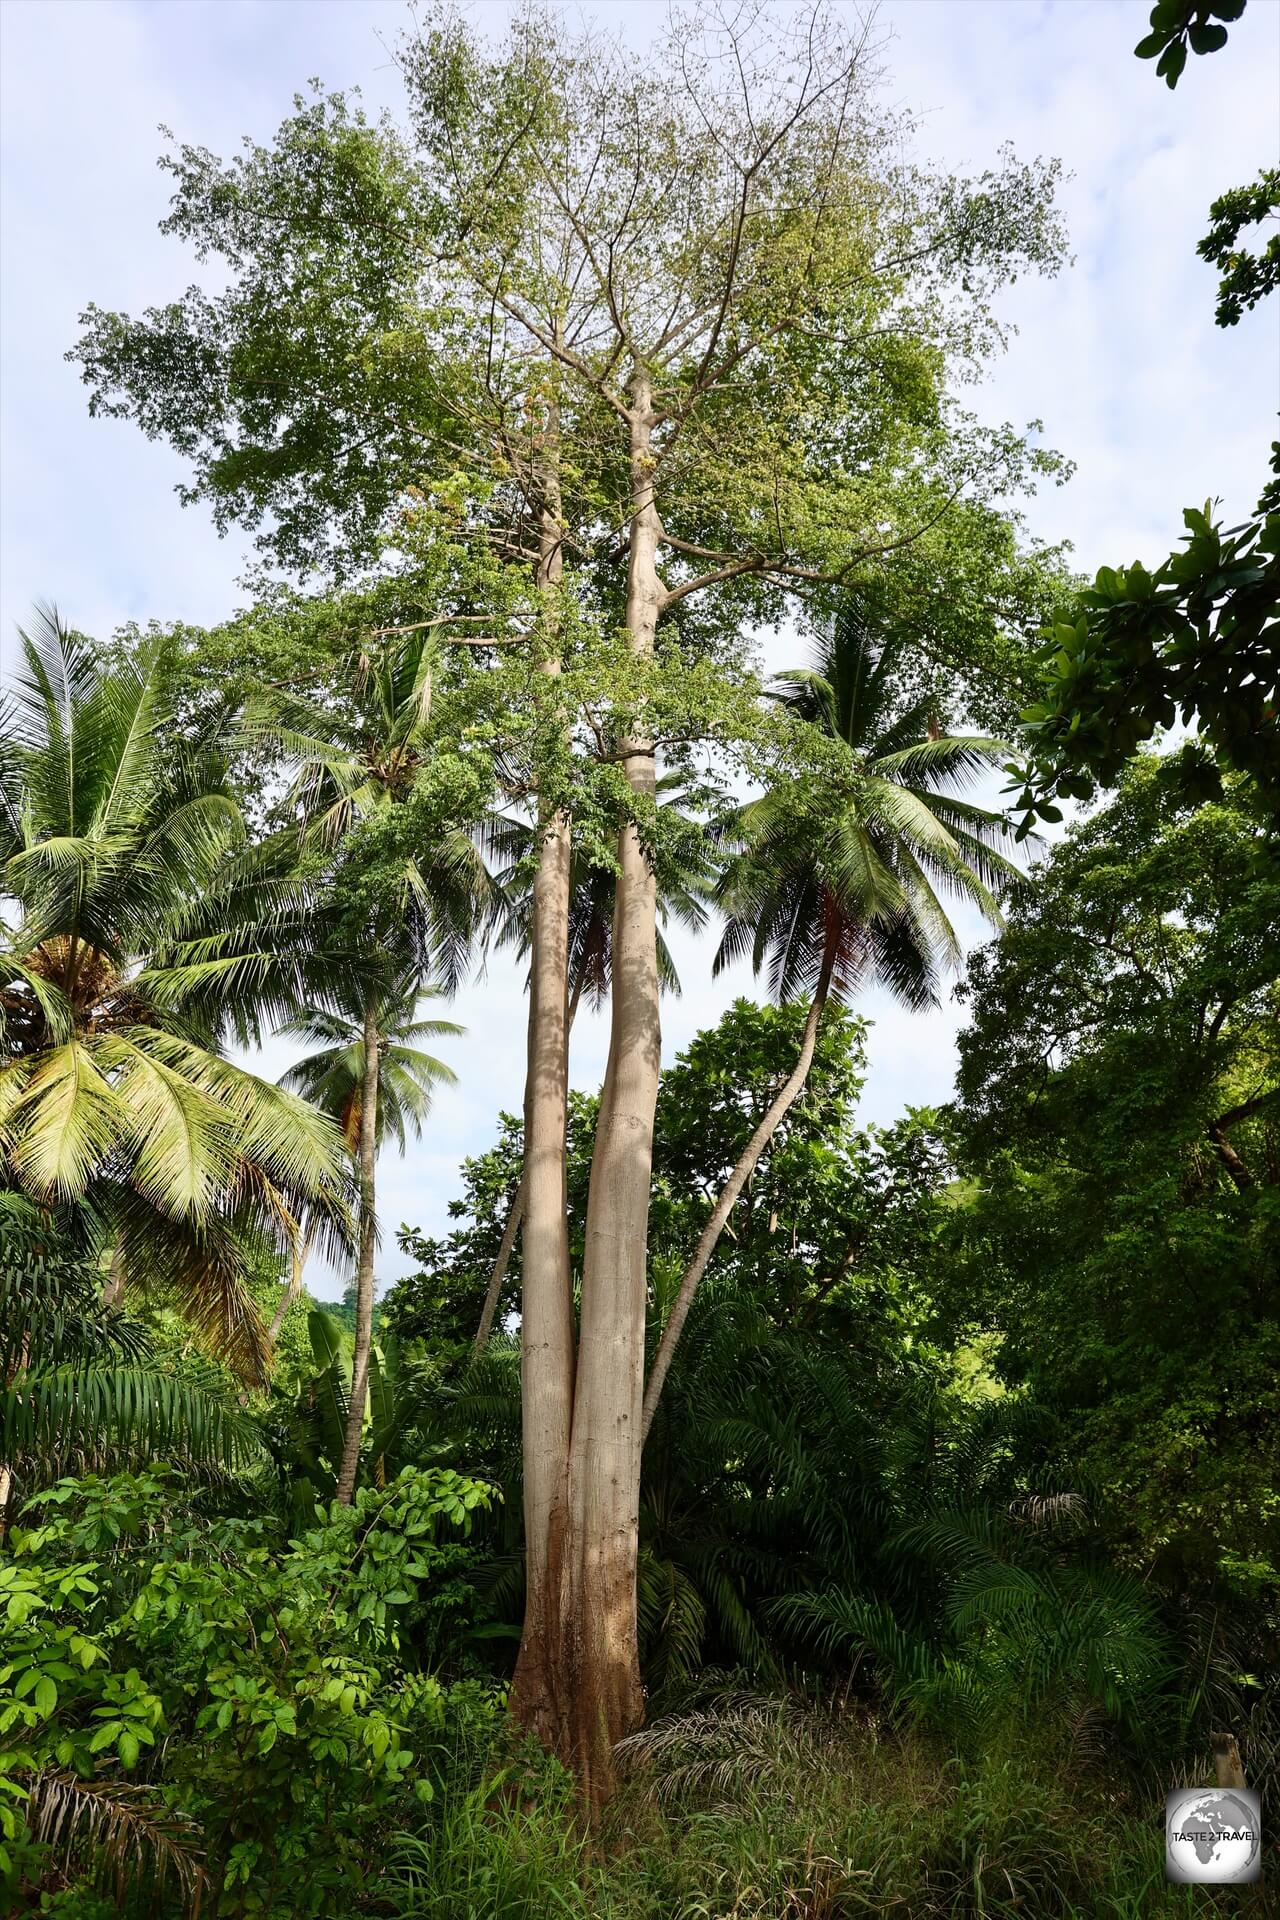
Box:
[2, 1466, 496, 1915]
[1016, 483, 1279, 826]
[4, 1, 1276, 1910]
[1198, 169, 1280, 326]
[951, 755, 1279, 1641]
[1018, 0, 1277, 829]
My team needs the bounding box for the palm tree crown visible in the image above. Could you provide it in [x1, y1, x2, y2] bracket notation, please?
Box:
[0, 609, 350, 1381]
[716, 600, 1022, 1009]
[252, 629, 493, 989]
[641, 600, 1024, 1434]
[279, 971, 462, 1156]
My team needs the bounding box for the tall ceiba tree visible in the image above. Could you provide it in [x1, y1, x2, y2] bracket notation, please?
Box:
[73, 2, 1069, 1795]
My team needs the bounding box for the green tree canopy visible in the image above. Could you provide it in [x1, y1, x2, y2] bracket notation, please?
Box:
[950, 750, 1279, 1601]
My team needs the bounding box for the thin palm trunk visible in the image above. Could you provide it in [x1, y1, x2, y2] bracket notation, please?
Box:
[335, 991, 380, 1505]
[470, 1178, 524, 1361]
[558, 368, 663, 1800]
[641, 929, 837, 1440]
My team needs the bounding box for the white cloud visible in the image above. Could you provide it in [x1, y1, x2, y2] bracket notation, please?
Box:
[3, 0, 1274, 1292]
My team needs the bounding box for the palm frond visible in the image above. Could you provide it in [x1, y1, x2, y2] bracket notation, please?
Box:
[23, 1767, 208, 1913]
[1, 1363, 263, 1475]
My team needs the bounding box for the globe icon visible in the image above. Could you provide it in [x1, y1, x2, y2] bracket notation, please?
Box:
[1165, 1787, 1262, 1884]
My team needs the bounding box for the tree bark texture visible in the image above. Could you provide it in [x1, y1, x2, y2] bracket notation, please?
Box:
[556, 371, 664, 1801]
[510, 436, 577, 1740]
[335, 992, 380, 1505]
[473, 969, 589, 1367]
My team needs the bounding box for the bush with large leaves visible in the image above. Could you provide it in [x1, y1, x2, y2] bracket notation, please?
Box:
[1, 1464, 495, 1916]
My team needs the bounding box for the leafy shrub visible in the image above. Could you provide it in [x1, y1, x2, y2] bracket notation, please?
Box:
[1, 1465, 498, 1915]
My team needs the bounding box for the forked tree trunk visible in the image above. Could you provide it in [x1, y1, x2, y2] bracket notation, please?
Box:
[641, 933, 837, 1440]
[555, 369, 664, 1801]
[335, 992, 380, 1505]
[510, 433, 577, 1741]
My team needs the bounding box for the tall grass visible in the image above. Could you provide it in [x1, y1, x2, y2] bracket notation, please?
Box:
[389, 1697, 1277, 1920]
[386, 1752, 594, 1920]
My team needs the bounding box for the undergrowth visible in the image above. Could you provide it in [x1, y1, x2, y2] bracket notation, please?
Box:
[387, 1697, 1276, 1920]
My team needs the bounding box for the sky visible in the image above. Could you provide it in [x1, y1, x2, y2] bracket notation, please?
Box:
[2, 0, 1276, 1293]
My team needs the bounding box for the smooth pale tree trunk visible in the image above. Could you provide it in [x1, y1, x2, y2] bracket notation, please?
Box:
[511, 429, 578, 1741]
[335, 993, 380, 1506]
[471, 981, 585, 1364]
[642, 934, 837, 1440]
[556, 369, 664, 1802]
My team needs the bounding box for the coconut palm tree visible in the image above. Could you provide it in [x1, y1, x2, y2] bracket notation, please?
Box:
[254, 627, 492, 992]
[0, 608, 350, 1385]
[279, 974, 462, 1160]
[642, 598, 1024, 1433]
[249, 629, 492, 1498]
[275, 971, 460, 1499]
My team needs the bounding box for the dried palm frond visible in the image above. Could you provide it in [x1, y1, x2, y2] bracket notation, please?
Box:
[614, 1690, 823, 1807]
[25, 1767, 207, 1913]
[1008, 1490, 1087, 1532]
